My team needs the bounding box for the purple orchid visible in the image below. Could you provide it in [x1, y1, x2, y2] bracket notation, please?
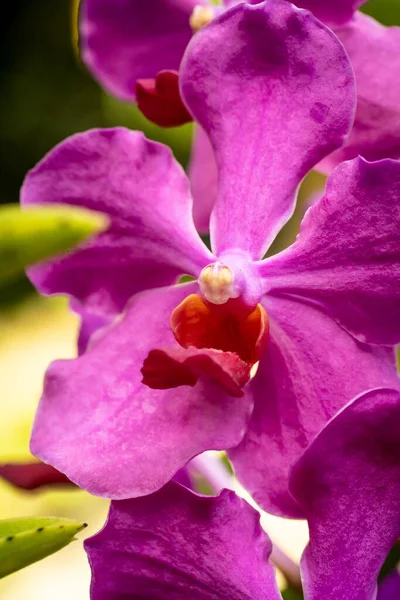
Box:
[80, 0, 400, 231]
[84, 388, 400, 600]
[22, 1, 400, 517]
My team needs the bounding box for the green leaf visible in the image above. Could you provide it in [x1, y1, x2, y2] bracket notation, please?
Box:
[0, 516, 87, 579]
[0, 204, 108, 286]
[281, 588, 304, 600]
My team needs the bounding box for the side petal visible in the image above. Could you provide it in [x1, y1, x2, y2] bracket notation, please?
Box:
[189, 126, 218, 233]
[290, 389, 400, 600]
[228, 296, 398, 517]
[21, 128, 213, 316]
[70, 300, 112, 355]
[31, 284, 253, 499]
[320, 14, 400, 171]
[85, 482, 282, 600]
[80, 0, 202, 102]
[180, 0, 356, 259]
[259, 157, 400, 345]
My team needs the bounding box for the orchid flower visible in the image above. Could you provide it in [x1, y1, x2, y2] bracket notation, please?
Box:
[22, 1, 400, 517]
[84, 388, 400, 600]
[80, 0, 400, 231]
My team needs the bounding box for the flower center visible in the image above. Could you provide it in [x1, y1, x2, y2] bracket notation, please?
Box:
[198, 262, 239, 305]
[189, 5, 215, 32]
[171, 258, 268, 366]
[170, 293, 268, 365]
[141, 256, 268, 396]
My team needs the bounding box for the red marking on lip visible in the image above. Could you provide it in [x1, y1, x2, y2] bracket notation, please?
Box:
[141, 346, 250, 397]
[171, 294, 269, 365]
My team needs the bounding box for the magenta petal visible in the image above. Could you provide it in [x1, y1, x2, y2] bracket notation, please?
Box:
[228, 296, 398, 517]
[290, 389, 400, 600]
[31, 284, 253, 499]
[289, 0, 366, 26]
[260, 157, 400, 346]
[80, 0, 203, 102]
[0, 462, 73, 490]
[320, 14, 400, 171]
[21, 128, 213, 316]
[225, 0, 366, 25]
[85, 482, 281, 600]
[189, 126, 218, 233]
[180, 0, 356, 259]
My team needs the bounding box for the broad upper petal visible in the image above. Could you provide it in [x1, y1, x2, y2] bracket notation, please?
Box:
[30, 284, 253, 499]
[259, 157, 400, 345]
[228, 296, 398, 517]
[85, 482, 281, 600]
[320, 14, 400, 171]
[290, 389, 400, 600]
[21, 128, 212, 316]
[180, 0, 356, 259]
[80, 0, 203, 101]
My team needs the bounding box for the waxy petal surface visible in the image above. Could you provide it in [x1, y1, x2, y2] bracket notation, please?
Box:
[189, 126, 218, 233]
[31, 284, 253, 499]
[289, 0, 366, 26]
[228, 296, 398, 517]
[80, 0, 204, 102]
[321, 14, 400, 170]
[290, 389, 400, 600]
[181, 0, 356, 259]
[260, 158, 400, 345]
[21, 128, 212, 316]
[85, 482, 282, 600]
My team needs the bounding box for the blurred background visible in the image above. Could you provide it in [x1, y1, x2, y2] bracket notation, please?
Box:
[0, 0, 399, 597]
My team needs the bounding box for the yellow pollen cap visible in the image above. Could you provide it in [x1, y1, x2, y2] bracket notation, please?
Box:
[199, 262, 238, 305]
[189, 6, 215, 32]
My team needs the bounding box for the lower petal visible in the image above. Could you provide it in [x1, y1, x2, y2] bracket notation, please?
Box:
[290, 389, 400, 600]
[85, 482, 281, 600]
[228, 296, 398, 517]
[31, 284, 253, 499]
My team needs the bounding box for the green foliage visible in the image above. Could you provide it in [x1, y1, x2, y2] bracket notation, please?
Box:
[0, 516, 87, 579]
[363, 0, 400, 25]
[281, 588, 304, 600]
[0, 204, 107, 286]
[378, 541, 400, 582]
